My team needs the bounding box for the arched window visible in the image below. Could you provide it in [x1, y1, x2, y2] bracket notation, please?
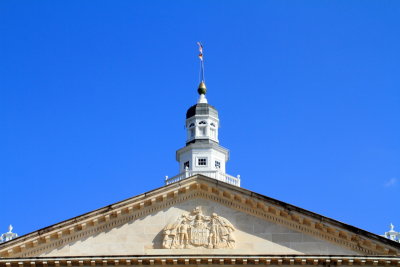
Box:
[210, 122, 216, 127]
[199, 121, 207, 125]
[189, 123, 195, 128]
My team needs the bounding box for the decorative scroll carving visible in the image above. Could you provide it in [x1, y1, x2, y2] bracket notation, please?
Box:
[162, 207, 235, 249]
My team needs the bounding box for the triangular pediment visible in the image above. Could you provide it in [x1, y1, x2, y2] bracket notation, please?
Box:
[38, 198, 357, 256]
[1, 175, 399, 258]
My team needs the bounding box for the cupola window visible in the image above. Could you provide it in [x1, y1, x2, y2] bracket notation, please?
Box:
[198, 158, 207, 166]
[210, 122, 216, 127]
[184, 161, 190, 169]
[199, 121, 207, 125]
[215, 161, 221, 169]
[189, 123, 195, 128]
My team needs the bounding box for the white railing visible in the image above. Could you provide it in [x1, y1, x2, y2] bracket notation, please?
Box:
[165, 170, 241, 187]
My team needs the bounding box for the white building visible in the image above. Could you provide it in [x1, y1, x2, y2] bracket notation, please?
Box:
[0, 54, 399, 267]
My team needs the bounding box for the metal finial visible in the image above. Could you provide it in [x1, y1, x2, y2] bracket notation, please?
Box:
[197, 81, 207, 95]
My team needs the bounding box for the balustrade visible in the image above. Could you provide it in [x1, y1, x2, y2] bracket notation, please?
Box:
[165, 170, 240, 187]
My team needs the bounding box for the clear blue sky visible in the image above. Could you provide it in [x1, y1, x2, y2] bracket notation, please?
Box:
[1, 1, 399, 238]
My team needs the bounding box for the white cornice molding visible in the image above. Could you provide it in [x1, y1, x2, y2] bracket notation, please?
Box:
[0, 255, 400, 266]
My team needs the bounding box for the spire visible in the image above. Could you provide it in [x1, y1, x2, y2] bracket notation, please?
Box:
[196, 42, 207, 104]
[197, 42, 205, 83]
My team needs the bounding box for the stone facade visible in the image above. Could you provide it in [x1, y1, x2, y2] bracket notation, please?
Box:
[39, 198, 357, 256]
[0, 175, 399, 267]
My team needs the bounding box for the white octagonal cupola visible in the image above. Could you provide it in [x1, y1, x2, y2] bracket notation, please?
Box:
[165, 82, 240, 187]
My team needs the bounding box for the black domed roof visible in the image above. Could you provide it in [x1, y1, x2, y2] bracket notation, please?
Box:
[186, 103, 218, 119]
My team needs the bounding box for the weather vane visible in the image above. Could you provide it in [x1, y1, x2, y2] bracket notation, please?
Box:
[197, 42, 205, 83]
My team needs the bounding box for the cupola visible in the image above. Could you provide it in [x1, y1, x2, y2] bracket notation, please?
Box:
[164, 43, 240, 187]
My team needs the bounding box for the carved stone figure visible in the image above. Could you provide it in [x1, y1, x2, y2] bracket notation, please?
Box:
[178, 220, 189, 248]
[161, 207, 236, 249]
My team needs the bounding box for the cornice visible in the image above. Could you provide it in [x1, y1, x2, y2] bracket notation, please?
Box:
[1, 255, 400, 267]
[0, 176, 399, 258]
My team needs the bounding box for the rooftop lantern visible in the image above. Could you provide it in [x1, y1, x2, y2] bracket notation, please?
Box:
[164, 43, 240, 187]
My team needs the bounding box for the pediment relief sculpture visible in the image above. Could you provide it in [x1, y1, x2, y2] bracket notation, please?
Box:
[162, 207, 235, 249]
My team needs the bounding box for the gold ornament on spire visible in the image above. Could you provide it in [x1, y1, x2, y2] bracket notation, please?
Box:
[197, 81, 207, 95]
